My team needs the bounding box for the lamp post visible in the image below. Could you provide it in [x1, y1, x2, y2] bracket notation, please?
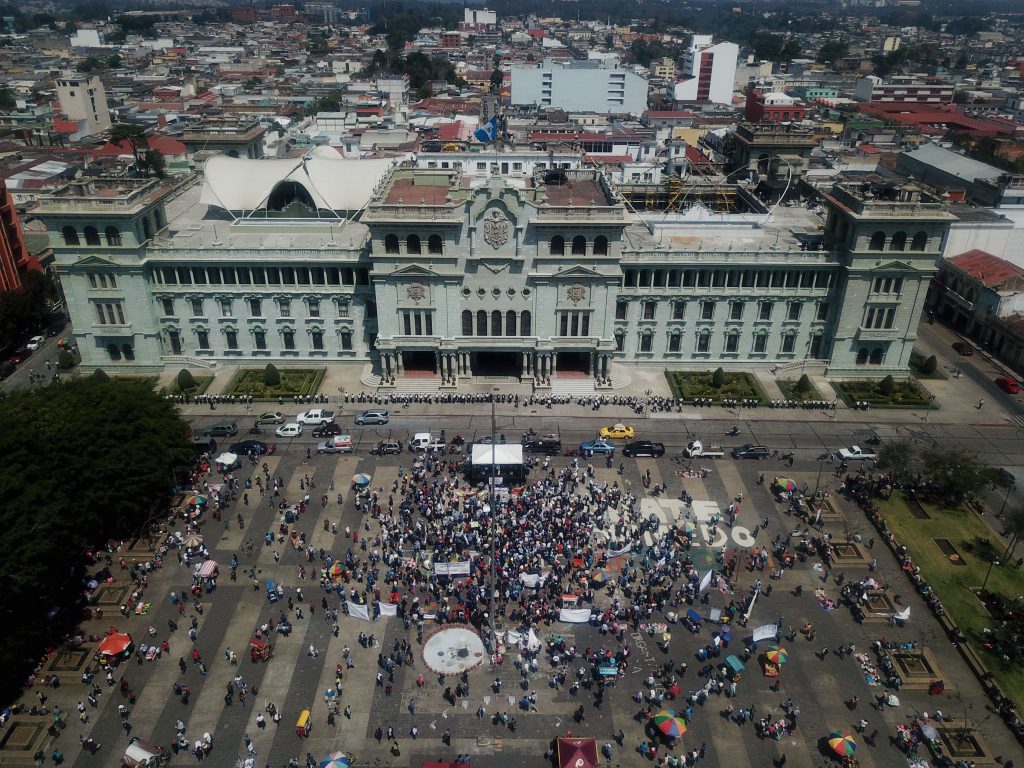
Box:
[981, 555, 1000, 592]
[923, 394, 936, 423]
[997, 479, 1015, 518]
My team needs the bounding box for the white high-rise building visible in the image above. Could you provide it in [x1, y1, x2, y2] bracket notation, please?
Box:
[511, 59, 648, 116]
[55, 73, 111, 135]
[671, 36, 739, 105]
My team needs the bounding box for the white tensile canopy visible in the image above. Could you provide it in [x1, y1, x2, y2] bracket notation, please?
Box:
[200, 147, 399, 213]
[470, 444, 524, 467]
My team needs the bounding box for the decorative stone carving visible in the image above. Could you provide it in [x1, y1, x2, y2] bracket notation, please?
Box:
[482, 208, 511, 249]
[566, 283, 587, 304]
[406, 283, 426, 303]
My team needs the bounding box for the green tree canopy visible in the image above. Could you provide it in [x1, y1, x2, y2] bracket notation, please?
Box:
[921, 447, 991, 503]
[712, 367, 725, 388]
[264, 363, 281, 386]
[0, 379, 192, 698]
[877, 439, 916, 483]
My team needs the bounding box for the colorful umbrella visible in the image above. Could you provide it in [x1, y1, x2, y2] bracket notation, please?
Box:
[328, 563, 344, 579]
[765, 647, 789, 664]
[828, 731, 857, 756]
[680, 520, 695, 535]
[773, 477, 798, 492]
[184, 494, 208, 507]
[351, 473, 372, 487]
[590, 570, 614, 584]
[181, 533, 204, 549]
[319, 753, 350, 768]
[98, 632, 133, 656]
[652, 710, 687, 738]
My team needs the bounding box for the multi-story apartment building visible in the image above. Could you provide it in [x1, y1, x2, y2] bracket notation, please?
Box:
[510, 59, 648, 116]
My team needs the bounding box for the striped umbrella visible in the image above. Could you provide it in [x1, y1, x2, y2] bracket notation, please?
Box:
[828, 731, 856, 756]
[765, 647, 789, 664]
[652, 710, 687, 738]
[319, 753, 350, 768]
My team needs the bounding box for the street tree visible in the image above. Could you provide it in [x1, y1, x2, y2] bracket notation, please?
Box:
[1001, 504, 1024, 563]
[0, 378, 192, 698]
[876, 439, 916, 492]
[109, 123, 149, 173]
[922, 447, 990, 503]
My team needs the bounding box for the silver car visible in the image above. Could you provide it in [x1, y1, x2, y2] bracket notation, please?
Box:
[355, 408, 389, 425]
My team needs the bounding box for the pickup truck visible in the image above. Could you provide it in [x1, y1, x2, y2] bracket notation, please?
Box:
[296, 409, 336, 426]
[683, 440, 724, 459]
[838, 445, 876, 461]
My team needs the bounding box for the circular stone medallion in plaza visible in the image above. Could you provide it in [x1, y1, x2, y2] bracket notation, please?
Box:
[421, 624, 487, 675]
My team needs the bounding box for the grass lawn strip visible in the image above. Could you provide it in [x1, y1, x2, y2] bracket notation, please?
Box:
[833, 378, 933, 408]
[879, 493, 1023, 709]
[224, 367, 326, 400]
[777, 378, 823, 402]
[666, 371, 767, 403]
[161, 375, 214, 396]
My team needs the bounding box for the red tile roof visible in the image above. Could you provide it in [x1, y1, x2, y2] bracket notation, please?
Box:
[93, 136, 188, 159]
[949, 249, 1024, 289]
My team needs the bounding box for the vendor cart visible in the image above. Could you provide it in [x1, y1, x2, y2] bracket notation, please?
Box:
[249, 638, 273, 663]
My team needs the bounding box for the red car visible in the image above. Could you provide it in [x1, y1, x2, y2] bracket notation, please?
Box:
[8, 346, 31, 364]
[995, 377, 1021, 395]
[952, 341, 974, 356]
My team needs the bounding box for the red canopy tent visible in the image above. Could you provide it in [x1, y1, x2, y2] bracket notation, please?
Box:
[557, 736, 599, 768]
[98, 632, 133, 656]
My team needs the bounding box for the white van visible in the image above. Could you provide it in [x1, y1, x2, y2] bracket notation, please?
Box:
[409, 432, 432, 452]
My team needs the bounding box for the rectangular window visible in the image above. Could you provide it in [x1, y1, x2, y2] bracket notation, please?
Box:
[95, 303, 105, 323]
[725, 334, 738, 353]
[281, 267, 295, 285]
[341, 333, 352, 351]
[697, 270, 709, 288]
[220, 299, 232, 318]
[781, 334, 796, 353]
[785, 272, 799, 289]
[615, 334, 624, 351]
[701, 301, 715, 320]
[800, 271, 814, 288]
[816, 302, 829, 322]
[759, 301, 773, 321]
[176, 267, 192, 285]
[327, 268, 340, 286]
[672, 302, 685, 320]
[311, 267, 324, 285]
[296, 267, 310, 285]
[190, 298, 203, 316]
[885, 307, 897, 328]
[207, 268, 221, 285]
[162, 267, 177, 285]
[815, 271, 830, 289]
[222, 267, 236, 285]
[639, 334, 653, 353]
[668, 270, 681, 288]
[615, 301, 628, 320]
[414, 312, 423, 336]
[279, 299, 291, 317]
[403, 311, 412, 336]
[308, 299, 320, 318]
[787, 302, 801, 321]
[711, 270, 724, 288]
[337, 302, 349, 318]
[730, 302, 743, 321]
[254, 330, 266, 350]
[696, 334, 710, 353]
[107, 275, 117, 288]
[726, 270, 739, 288]
[311, 330, 324, 350]
[752, 334, 767, 354]
[161, 298, 174, 316]
[683, 270, 695, 288]
[560, 314, 569, 337]
[266, 268, 280, 285]
[653, 270, 665, 288]
[225, 330, 238, 350]
[668, 334, 681, 352]
[425, 313, 433, 336]
[865, 307, 876, 328]
[97, 274, 106, 288]
[116, 303, 125, 324]
[742, 270, 754, 288]
[251, 268, 265, 285]
[197, 330, 209, 350]
[248, 298, 262, 316]
[770, 271, 784, 288]
[643, 301, 656, 320]
[192, 268, 206, 285]
[893, 277, 903, 294]
[237, 267, 250, 285]
[570, 313, 579, 337]
[283, 330, 295, 350]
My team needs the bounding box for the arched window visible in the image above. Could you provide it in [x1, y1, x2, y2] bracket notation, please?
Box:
[105, 226, 122, 246]
[406, 234, 421, 254]
[462, 310, 473, 336]
[107, 343, 122, 360]
[476, 310, 487, 336]
[428, 234, 443, 254]
[384, 234, 400, 254]
[890, 231, 907, 251]
[122, 343, 135, 361]
[911, 231, 928, 251]
[856, 347, 868, 365]
[869, 347, 884, 365]
[520, 310, 531, 336]
[84, 226, 101, 246]
[491, 310, 502, 336]
[593, 235, 608, 255]
[506, 310, 517, 336]
[571, 235, 587, 255]
[62, 226, 79, 246]
[549, 235, 564, 256]
[869, 231, 885, 251]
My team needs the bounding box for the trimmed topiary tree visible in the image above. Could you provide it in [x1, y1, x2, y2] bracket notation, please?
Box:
[57, 349, 75, 370]
[177, 368, 196, 392]
[712, 367, 726, 388]
[263, 363, 281, 387]
[921, 355, 937, 375]
[91, 369, 109, 382]
[879, 375, 896, 396]
[795, 373, 813, 394]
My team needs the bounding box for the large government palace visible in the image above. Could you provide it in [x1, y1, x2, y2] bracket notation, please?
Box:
[36, 148, 954, 387]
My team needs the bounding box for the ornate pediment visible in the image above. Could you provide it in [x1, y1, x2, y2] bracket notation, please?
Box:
[72, 255, 118, 268]
[552, 264, 603, 279]
[388, 264, 439, 278]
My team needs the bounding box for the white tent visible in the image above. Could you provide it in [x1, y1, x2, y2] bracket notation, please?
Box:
[470, 444, 524, 467]
[214, 452, 239, 467]
[200, 147, 400, 213]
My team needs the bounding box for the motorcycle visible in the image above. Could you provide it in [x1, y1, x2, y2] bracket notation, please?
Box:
[249, 424, 263, 435]
[727, 426, 740, 436]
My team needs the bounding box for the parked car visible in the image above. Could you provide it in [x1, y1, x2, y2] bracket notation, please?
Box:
[229, 440, 270, 456]
[204, 421, 238, 438]
[580, 439, 615, 457]
[598, 423, 635, 440]
[952, 341, 974, 357]
[25, 335, 45, 351]
[994, 467, 1016, 488]
[371, 440, 402, 456]
[9, 346, 31, 364]
[354, 408, 389, 425]
[256, 411, 285, 425]
[276, 423, 303, 438]
[522, 438, 562, 455]
[622, 440, 665, 458]
[312, 422, 343, 438]
[731, 443, 771, 460]
[295, 409, 335, 426]
[995, 377, 1021, 394]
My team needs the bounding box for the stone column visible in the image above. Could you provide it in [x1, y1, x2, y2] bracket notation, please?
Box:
[550, 354, 557, 375]
[586, 352, 593, 375]
[463, 352, 472, 377]
[602, 355, 610, 380]
[396, 352, 404, 374]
